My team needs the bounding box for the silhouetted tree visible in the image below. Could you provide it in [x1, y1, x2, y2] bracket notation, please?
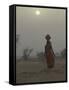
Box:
[61, 48, 66, 57]
[23, 48, 33, 60]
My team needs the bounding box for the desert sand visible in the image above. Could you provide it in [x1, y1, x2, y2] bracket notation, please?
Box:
[16, 57, 66, 84]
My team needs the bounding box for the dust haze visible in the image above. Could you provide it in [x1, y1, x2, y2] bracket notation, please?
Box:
[16, 7, 66, 58]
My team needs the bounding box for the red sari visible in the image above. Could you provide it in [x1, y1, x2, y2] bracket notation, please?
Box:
[45, 41, 55, 68]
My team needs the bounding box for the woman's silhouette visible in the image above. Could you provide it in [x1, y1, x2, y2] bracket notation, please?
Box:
[45, 34, 55, 68]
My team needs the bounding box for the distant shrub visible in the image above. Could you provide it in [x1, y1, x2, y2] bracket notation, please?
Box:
[36, 52, 44, 60]
[61, 48, 66, 57]
[23, 48, 33, 60]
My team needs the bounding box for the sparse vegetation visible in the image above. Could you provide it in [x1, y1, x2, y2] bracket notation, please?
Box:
[61, 48, 66, 58]
[36, 52, 44, 60]
[23, 48, 33, 60]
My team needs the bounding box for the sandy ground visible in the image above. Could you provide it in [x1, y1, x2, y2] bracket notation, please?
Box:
[16, 57, 66, 84]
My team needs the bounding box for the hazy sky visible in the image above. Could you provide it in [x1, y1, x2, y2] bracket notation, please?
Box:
[16, 6, 66, 58]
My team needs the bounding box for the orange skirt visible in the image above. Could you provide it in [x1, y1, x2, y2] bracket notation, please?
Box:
[46, 50, 55, 68]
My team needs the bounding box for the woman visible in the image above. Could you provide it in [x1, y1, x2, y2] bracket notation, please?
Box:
[45, 34, 55, 68]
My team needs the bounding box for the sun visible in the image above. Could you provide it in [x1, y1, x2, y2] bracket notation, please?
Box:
[35, 10, 40, 16]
